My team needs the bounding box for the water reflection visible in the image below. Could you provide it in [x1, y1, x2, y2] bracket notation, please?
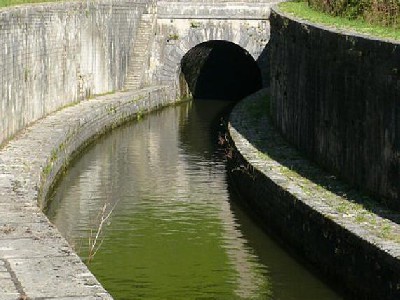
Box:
[46, 100, 341, 299]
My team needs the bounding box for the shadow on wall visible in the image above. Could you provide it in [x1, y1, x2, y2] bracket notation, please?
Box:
[180, 40, 262, 101]
[256, 42, 271, 88]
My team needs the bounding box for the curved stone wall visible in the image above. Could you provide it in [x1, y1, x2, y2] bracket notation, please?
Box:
[269, 7, 400, 209]
[227, 89, 400, 300]
[0, 0, 150, 146]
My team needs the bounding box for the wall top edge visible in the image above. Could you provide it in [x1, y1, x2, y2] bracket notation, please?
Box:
[0, 0, 150, 15]
[157, 16, 270, 20]
[157, 1, 280, 20]
[157, 1, 280, 7]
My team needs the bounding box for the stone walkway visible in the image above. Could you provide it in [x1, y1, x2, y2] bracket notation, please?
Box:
[0, 86, 175, 300]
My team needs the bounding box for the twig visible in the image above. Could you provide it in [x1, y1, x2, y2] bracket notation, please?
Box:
[87, 200, 119, 264]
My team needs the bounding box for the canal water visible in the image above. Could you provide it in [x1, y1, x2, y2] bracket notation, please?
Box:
[45, 100, 342, 299]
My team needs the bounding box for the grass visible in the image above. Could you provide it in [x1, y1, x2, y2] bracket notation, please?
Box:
[279, 1, 400, 41]
[0, 0, 61, 7]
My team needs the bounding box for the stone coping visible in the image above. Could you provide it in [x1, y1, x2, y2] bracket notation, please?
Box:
[157, 1, 281, 20]
[0, 0, 149, 13]
[227, 89, 400, 298]
[0, 86, 177, 299]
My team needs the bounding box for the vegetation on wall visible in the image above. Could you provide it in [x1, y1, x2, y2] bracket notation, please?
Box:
[280, 1, 400, 41]
[306, 0, 400, 28]
[0, 0, 58, 8]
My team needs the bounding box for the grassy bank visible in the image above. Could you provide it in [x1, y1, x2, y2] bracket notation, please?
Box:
[279, 1, 400, 41]
[307, 0, 400, 28]
[0, 0, 60, 7]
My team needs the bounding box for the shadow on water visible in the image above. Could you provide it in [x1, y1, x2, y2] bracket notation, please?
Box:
[227, 182, 347, 300]
[179, 99, 235, 159]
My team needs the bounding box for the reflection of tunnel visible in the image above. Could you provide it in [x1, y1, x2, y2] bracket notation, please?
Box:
[180, 40, 262, 101]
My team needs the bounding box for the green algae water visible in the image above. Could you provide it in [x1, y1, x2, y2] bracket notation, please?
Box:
[46, 100, 342, 300]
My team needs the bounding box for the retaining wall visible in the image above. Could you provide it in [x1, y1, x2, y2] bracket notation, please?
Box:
[269, 7, 400, 209]
[228, 89, 400, 300]
[0, 0, 151, 146]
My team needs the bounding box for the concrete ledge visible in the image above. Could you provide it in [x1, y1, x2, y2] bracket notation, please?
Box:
[227, 89, 400, 299]
[0, 86, 177, 299]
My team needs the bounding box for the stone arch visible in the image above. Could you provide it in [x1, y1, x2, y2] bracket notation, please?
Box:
[181, 40, 262, 101]
[146, 18, 269, 99]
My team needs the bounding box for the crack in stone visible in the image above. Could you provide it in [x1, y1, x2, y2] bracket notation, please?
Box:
[1, 258, 28, 299]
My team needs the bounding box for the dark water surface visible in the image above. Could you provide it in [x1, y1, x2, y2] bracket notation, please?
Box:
[46, 100, 342, 300]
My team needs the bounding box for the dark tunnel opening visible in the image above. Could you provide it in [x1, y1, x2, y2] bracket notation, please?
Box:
[180, 40, 262, 102]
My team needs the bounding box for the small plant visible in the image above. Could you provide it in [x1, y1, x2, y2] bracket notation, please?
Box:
[167, 33, 179, 41]
[24, 68, 30, 82]
[42, 163, 52, 177]
[190, 21, 200, 28]
[379, 223, 393, 239]
[105, 105, 117, 114]
[136, 111, 143, 120]
[355, 212, 368, 223]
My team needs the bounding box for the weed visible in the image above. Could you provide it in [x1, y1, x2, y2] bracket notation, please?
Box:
[105, 105, 117, 114]
[24, 68, 30, 82]
[379, 223, 393, 239]
[190, 21, 200, 28]
[136, 110, 143, 120]
[42, 162, 52, 177]
[167, 33, 179, 41]
[355, 212, 368, 223]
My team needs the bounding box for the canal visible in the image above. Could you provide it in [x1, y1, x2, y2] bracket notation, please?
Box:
[45, 100, 342, 299]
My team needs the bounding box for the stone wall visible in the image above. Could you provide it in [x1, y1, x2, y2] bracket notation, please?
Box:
[0, 0, 151, 146]
[269, 7, 400, 209]
[227, 89, 400, 300]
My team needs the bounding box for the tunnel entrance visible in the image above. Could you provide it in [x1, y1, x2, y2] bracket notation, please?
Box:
[180, 40, 262, 101]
